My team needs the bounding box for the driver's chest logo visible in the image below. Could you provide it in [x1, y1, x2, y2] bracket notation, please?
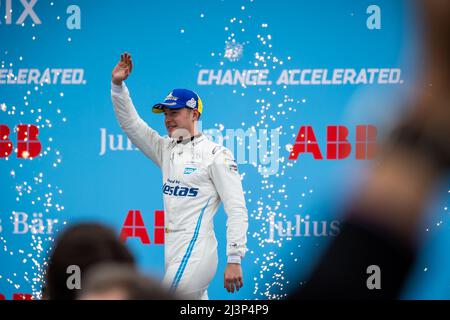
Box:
[184, 167, 197, 175]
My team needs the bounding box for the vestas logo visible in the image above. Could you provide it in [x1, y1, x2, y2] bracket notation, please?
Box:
[163, 179, 199, 197]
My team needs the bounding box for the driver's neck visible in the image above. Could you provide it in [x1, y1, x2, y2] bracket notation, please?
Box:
[174, 127, 201, 143]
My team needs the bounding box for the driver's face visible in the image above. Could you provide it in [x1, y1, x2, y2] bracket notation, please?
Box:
[164, 108, 193, 138]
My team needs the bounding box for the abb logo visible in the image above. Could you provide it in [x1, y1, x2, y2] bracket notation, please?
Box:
[120, 210, 164, 245]
[0, 124, 42, 158]
[289, 125, 377, 160]
[0, 293, 33, 300]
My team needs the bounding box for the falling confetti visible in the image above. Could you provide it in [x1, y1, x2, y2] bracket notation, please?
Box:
[0, 49, 67, 299]
[224, 40, 244, 62]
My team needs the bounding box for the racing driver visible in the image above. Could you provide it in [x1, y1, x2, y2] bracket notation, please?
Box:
[110, 53, 248, 299]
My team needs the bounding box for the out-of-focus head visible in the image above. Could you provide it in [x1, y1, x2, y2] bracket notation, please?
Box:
[419, 0, 450, 85]
[381, 1, 450, 175]
[77, 263, 175, 300]
[43, 223, 135, 300]
[421, 0, 450, 38]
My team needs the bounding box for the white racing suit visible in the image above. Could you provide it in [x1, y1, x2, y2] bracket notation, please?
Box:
[111, 82, 248, 299]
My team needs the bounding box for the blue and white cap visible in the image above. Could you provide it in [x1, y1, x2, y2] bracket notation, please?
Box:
[152, 88, 203, 114]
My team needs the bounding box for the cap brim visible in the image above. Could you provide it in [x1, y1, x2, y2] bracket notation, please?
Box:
[152, 102, 186, 114]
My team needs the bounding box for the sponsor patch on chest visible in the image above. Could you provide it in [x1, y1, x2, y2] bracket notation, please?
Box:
[183, 167, 197, 175]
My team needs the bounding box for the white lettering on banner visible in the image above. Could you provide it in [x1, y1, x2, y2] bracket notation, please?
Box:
[0, 68, 86, 85]
[198, 69, 270, 85]
[275, 68, 402, 85]
[0, 218, 2, 233]
[197, 68, 403, 86]
[12, 212, 57, 235]
[268, 215, 341, 241]
[0, 0, 41, 25]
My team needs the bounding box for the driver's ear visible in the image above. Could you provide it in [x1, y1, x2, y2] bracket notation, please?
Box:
[192, 110, 199, 121]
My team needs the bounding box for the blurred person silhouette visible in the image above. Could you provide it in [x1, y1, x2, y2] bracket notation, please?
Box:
[42, 223, 135, 300]
[290, 0, 449, 299]
[77, 263, 176, 300]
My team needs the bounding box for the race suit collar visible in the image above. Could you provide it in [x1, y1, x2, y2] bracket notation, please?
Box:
[175, 133, 204, 145]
